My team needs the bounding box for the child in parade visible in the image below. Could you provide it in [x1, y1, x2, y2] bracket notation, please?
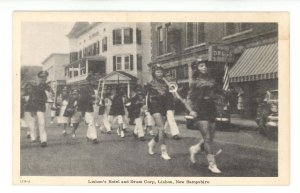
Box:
[146, 64, 173, 160]
[187, 59, 222, 173]
[64, 89, 81, 138]
[57, 86, 69, 136]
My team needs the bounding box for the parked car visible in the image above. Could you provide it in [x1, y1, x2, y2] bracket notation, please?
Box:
[215, 94, 231, 130]
[256, 90, 278, 141]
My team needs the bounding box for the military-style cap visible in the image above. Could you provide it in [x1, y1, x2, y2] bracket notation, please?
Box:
[71, 89, 79, 94]
[151, 63, 164, 72]
[37, 71, 49, 78]
[62, 86, 68, 91]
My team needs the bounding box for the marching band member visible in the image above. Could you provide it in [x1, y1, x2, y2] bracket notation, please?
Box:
[109, 86, 126, 138]
[64, 89, 81, 138]
[187, 59, 222, 173]
[27, 71, 51, 147]
[22, 83, 37, 141]
[98, 92, 112, 134]
[57, 86, 69, 136]
[77, 75, 99, 144]
[163, 73, 181, 140]
[126, 85, 145, 141]
[146, 64, 173, 160]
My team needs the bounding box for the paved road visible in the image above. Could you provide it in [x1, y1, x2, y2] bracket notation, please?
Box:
[20, 122, 277, 177]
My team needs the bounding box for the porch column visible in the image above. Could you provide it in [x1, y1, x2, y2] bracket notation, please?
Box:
[188, 62, 193, 86]
[127, 82, 130, 98]
[85, 59, 89, 76]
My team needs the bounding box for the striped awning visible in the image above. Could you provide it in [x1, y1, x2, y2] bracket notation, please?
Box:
[229, 43, 278, 83]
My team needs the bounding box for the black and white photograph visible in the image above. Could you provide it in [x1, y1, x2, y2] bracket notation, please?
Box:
[13, 12, 290, 185]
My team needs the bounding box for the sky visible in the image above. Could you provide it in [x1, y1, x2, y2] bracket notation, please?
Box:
[21, 22, 75, 66]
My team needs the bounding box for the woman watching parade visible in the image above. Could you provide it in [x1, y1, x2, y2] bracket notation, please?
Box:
[187, 59, 222, 174]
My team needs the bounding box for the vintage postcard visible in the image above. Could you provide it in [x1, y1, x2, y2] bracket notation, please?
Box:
[13, 12, 290, 185]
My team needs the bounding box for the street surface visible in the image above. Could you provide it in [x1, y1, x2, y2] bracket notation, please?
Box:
[20, 118, 277, 177]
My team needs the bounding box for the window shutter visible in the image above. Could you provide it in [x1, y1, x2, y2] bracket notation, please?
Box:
[113, 56, 116, 71]
[113, 30, 116, 45]
[130, 55, 133, 70]
[130, 28, 133, 43]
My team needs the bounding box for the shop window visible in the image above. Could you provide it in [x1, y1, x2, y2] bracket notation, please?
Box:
[124, 28, 133, 44]
[113, 29, 122, 45]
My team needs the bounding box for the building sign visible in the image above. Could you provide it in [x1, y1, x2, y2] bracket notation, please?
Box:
[208, 45, 234, 63]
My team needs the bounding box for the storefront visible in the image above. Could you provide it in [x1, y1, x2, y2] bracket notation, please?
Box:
[229, 43, 278, 118]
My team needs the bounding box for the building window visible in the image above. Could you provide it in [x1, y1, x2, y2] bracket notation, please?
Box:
[116, 56, 122, 70]
[186, 23, 205, 48]
[102, 37, 107, 52]
[157, 24, 172, 56]
[124, 28, 133, 44]
[136, 29, 142, 44]
[70, 52, 78, 63]
[224, 23, 252, 36]
[137, 54, 142, 71]
[80, 62, 86, 75]
[97, 41, 100, 54]
[158, 26, 164, 55]
[113, 55, 134, 71]
[65, 67, 68, 77]
[124, 56, 130, 70]
[113, 29, 122, 45]
[176, 64, 189, 80]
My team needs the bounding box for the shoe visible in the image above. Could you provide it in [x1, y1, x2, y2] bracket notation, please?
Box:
[26, 134, 31, 139]
[120, 130, 125, 138]
[133, 132, 138, 138]
[161, 145, 171, 160]
[92, 139, 99, 144]
[41, 142, 47, 147]
[62, 130, 67, 136]
[50, 120, 54, 124]
[148, 140, 155, 155]
[189, 146, 198, 164]
[149, 130, 155, 136]
[106, 130, 112, 134]
[139, 137, 146, 141]
[208, 163, 221, 173]
[72, 133, 76, 139]
[161, 152, 171, 160]
[31, 139, 38, 143]
[172, 135, 181, 140]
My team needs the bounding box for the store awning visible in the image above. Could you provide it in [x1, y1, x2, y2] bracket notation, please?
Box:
[101, 71, 138, 84]
[229, 43, 278, 83]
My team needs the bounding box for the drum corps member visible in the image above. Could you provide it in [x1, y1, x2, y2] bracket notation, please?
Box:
[187, 59, 222, 173]
[146, 64, 173, 160]
[109, 86, 126, 138]
[98, 92, 112, 134]
[25, 71, 51, 147]
[77, 75, 99, 144]
[126, 85, 145, 141]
